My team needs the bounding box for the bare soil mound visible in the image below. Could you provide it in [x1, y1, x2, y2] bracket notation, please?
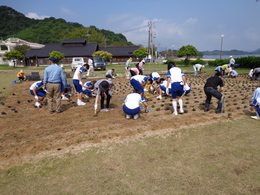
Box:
[0, 74, 258, 168]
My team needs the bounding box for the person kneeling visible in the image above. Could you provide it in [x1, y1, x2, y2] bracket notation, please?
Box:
[122, 89, 148, 119]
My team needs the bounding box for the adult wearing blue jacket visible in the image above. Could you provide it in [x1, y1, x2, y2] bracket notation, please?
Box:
[43, 57, 66, 114]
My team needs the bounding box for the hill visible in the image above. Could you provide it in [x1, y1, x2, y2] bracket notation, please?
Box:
[0, 6, 134, 46]
[202, 49, 260, 55]
[0, 6, 38, 38]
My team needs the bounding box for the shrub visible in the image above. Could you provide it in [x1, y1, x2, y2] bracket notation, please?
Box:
[190, 58, 206, 65]
[235, 56, 260, 69]
[207, 59, 229, 67]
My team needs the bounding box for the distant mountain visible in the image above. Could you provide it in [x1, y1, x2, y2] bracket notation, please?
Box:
[202, 49, 260, 55]
[252, 48, 260, 53]
[0, 6, 134, 46]
[0, 6, 38, 38]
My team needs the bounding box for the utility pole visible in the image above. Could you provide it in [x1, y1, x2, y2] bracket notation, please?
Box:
[147, 21, 153, 61]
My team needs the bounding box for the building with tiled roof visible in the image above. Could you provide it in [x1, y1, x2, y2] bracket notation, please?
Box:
[25, 39, 140, 66]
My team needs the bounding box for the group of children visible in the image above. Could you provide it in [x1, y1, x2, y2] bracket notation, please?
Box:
[28, 61, 260, 121]
[215, 64, 238, 78]
[29, 63, 115, 113]
[124, 64, 192, 119]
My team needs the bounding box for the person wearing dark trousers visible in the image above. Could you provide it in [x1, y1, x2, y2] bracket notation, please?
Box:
[94, 79, 115, 112]
[204, 72, 224, 113]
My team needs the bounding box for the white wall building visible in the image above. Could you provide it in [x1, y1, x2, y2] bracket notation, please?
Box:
[0, 38, 44, 65]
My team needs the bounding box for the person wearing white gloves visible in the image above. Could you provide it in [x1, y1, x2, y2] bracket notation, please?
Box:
[73, 64, 89, 106]
[29, 80, 46, 108]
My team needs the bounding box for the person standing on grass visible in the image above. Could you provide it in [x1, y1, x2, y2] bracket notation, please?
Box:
[166, 62, 186, 115]
[137, 59, 145, 75]
[43, 57, 66, 114]
[122, 89, 148, 120]
[250, 87, 260, 120]
[229, 56, 235, 69]
[73, 64, 89, 106]
[204, 72, 224, 113]
[86, 57, 95, 78]
[125, 57, 132, 79]
[94, 79, 115, 112]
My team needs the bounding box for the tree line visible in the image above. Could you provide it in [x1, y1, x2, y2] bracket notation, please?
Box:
[0, 6, 133, 47]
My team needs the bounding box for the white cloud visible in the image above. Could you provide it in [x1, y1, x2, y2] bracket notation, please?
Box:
[26, 12, 50, 19]
[183, 18, 198, 25]
[60, 7, 75, 16]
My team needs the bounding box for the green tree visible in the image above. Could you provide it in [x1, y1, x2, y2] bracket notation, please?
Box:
[133, 48, 148, 59]
[49, 51, 65, 60]
[177, 45, 199, 59]
[4, 50, 24, 67]
[92, 51, 112, 62]
[14, 45, 31, 55]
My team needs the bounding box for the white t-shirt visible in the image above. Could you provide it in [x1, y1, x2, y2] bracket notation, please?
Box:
[88, 58, 93, 67]
[73, 66, 85, 80]
[29, 81, 44, 90]
[194, 64, 204, 70]
[160, 80, 171, 88]
[124, 93, 145, 109]
[167, 67, 184, 83]
[131, 75, 148, 83]
[151, 72, 160, 80]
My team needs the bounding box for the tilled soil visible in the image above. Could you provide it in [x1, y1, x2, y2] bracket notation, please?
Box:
[0, 74, 258, 168]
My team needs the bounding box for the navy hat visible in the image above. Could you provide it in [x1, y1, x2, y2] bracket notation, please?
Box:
[99, 81, 109, 92]
[49, 56, 57, 61]
[143, 77, 148, 83]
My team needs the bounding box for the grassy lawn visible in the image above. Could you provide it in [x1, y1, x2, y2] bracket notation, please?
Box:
[0, 118, 259, 194]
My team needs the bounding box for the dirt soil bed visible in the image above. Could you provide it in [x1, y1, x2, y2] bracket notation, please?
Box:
[0, 74, 258, 168]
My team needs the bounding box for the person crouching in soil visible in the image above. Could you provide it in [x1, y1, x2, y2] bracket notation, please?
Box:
[250, 87, 260, 120]
[122, 89, 148, 119]
[204, 72, 224, 113]
[29, 80, 46, 108]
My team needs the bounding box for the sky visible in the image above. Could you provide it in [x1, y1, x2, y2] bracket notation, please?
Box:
[1, 0, 260, 52]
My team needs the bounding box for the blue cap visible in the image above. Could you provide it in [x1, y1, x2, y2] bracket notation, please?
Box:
[49, 56, 57, 61]
[143, 77, 148, 83]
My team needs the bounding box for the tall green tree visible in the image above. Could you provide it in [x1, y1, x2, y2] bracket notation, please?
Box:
[177, 45, 199, 59]
[4, 50, 24, 67]
[133, 48, 149, 59]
